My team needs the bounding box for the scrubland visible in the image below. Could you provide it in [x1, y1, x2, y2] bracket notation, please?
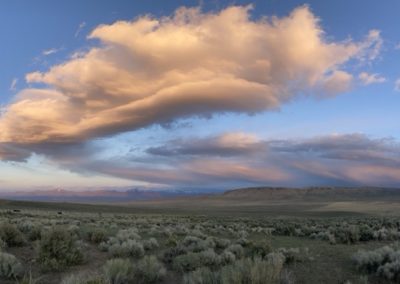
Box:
[0, 200, 400, 283]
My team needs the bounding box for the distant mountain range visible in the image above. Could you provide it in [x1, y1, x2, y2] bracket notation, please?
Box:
[1, 186, 400, 203]
[0, 188, 220, 203]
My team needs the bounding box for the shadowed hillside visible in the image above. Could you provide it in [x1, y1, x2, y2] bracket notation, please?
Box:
[2, 187, 400, 217]
[221, 187, 400, 201]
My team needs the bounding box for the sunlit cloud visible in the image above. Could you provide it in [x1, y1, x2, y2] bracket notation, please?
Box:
[0, 5, 391, 189]
[65, 133, 400, 188]
[0, 5, 381, 147]
[358, 72, 386, 85]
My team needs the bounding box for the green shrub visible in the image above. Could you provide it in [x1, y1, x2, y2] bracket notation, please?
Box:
[17, 272, 41, 284]
[136, 255, 166, 283]
[333, 225, 360, 244]
[217, 256, 284, 284]
[0, 237, 5, 251]
[277, 247, 307, 264]
[173, 252, 203, 272]
[183, 267, 220, 284]
[0, 223, 25, 247]
[249, 241, 272, 259]
[214, 238, 230, 249]
[225, 244, 244, 259]
[0, 251, 23, 279]
[220, 251, 236, 265]
[87, 228, 107, 244]
[109, 239, 145, 258]
[353, 244, 400, 281]
[280, 269, 296, 284]
[27, 226, 42, 241]
[143, 238, 159, 251]
[359, 225, 374, 241]
[38, 227, 84, 271]
[174, 249, 225, 272]
[162, 245, 188, 264]
[377, 259, 400, 281]
[103, 258, 133, 284]
[181, 236, 210, 252]
[61, 272, 105, 284]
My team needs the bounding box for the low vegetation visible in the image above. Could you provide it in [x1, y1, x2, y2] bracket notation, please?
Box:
[0, 203, 399, 283]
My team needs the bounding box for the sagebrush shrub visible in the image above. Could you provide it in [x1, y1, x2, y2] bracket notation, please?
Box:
[353, 244, 400, 281]
[225, 244, 244, 259]
[0, 223, 25, 247]
[27, 226, 42, 241]
[87, 228, 107, 244]
[103, 258, 133, 284]
[219, 251, 236, 265]
[173, 252, 203, 272]
[0, 237, 5, 251]
[333, 225, 360, 244]
[136, 255, 166, 283]
[277, 247, 307, 264]
[0, 251, 23, 279]
[214, 238, 230, 249]
[61, 272, 105, 284]
[249, 241, 272, 259]
[143, 238, 159, 251]
[109, 239, 145, 258]
[184, 256, 285, 284]
[183, 267, 220, 284]
[162, 245, 188, 264]
[38, 227, 84, 271]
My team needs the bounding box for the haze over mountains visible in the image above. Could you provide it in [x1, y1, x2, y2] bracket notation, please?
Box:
[1, 186, 400, 203]
[0, 188, 219, 203]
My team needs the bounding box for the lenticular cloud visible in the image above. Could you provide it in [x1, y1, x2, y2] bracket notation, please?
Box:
[0, 5, 381, 153]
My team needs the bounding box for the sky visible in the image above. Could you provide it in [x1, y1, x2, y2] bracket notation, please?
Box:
[0, 0, 400, 191]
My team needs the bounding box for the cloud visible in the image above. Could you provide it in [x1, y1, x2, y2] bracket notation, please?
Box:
[0, 5, 382, 147]
[42, 48, 60, 56]
[3, 130, 399, 188]
[9, 78, 18, 91]
[0, 5, 391, 188]
[395, 78, 400, 92]
[75, 22, 87, 38]
[356, 29, 382, 62]
[147, 132, 263, 157]
[358, 72, 386, 85]
[0, 143, 30, 162]
[35, 132, 396, 189]
[127, 132, 400, 187]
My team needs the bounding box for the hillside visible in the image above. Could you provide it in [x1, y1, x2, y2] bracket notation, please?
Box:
[2, 187, 400, 217]
[221, 187, 400, 201]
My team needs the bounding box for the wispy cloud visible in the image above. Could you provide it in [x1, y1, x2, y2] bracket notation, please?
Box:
[395, 78, 400, 92]
[74, 21, 86, 37]
[32, 47, 62, 65]
[358, 72, 386, 85]
[88, 133, 400, 188]
[42, 48, 60, 56]
[9, 78, 18, 91]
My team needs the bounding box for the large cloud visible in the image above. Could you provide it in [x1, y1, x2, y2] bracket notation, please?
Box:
[0, 5, 381, 150]
[90, 133, 399, 188]
[28, 132, 395, 189]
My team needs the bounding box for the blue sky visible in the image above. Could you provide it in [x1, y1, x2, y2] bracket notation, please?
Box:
[0, 0, 399, 190]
